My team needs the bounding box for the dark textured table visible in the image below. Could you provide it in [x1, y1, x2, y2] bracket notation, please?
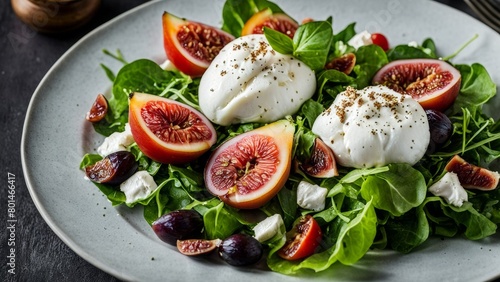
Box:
[0, 1, 493, 281]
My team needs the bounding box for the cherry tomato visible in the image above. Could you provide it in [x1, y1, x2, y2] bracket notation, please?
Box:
[371, 33, 390, 51]
[278, 215, 322, 260]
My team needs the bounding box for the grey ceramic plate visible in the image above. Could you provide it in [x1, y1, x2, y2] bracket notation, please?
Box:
[22, 0, 500, 281]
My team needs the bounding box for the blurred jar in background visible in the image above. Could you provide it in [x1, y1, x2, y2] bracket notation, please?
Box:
[11, 0, 101, 33]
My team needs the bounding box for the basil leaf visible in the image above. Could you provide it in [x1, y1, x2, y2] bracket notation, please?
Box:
[263, 27, 294, 54]
[293, 20, 333, 71]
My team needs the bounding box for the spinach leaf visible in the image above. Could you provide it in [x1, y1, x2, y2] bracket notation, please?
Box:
[221, 0, 285, 37]
[386, 45, 433, 61]
[385, 204, 429, 253]
[353, 44, 388, 88]
[360, 164, 427, 216]
[203, 201, 244, 239]
[452, 63, 497, 115]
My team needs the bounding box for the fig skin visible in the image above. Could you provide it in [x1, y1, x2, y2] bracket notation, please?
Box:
[425, 109, 453, 154]
[84, 151, 138, 186]
[298, 138, 339, 178]
[128, 92, 217, 164]
[204, 119, 295, 209]
[445, 155, 500, 191]
[218, 234, 263, 266]
[162, 12, 234, 77]
[372, 58, 461, 111]
[152, 209, 204, 246]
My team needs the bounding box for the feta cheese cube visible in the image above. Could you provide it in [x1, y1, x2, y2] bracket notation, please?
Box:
[297, 181, 328, 211]
[429, 172, 468, 207]
[253, 214, 285, 243]
[120, 170, 158, 204]
[97, 123, 135, 156]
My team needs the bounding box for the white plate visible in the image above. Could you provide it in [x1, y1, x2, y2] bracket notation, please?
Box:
[21, 0, 500, 281]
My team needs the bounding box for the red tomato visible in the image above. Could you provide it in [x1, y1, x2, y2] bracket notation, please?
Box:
[278, 215, 322, 260]
[371, 33, 390, 51]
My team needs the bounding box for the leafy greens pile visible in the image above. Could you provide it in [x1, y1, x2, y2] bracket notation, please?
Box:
[80, 0, 500, 275]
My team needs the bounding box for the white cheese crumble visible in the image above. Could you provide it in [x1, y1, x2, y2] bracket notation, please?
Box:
[297, 181, 328, 211]
[348, 30, 373, 49]
[119, 170, 158, 204]
[312, 85, 430, 168]
[198, 34, 316, 126]
[429, 172, 468, 207]
[97, 123, 135, 157]
[253, 214, 285, 243]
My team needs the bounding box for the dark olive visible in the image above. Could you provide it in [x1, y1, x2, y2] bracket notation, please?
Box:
[218, 234, 263, 266]
[152, 210, 204, 245]
[84, 151, 138, 185]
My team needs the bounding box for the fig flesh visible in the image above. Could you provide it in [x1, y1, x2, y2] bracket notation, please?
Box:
[445, 155, 499, 191]
[128, 92, 217, 164]
[162, 12, 234, 77]
[84, 151, 138, 185]
[85, 93, 108, 122]
[218, 234, 263, 266]
[298, 137, 338, 178]
[152, 209, 204, 245]
[177, 238, 220, 256]
[372, 58, 461, 111]
[241, 8, 298, 38]
[204, 119, 294, 209]
[325, 53, 356, 75]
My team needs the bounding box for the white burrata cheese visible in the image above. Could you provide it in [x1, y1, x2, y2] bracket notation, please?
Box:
[97, 123, 135, 157]
[429, 172, 468, 207]
[312, 85, 430, 168]
[297, 181, 328, 211]
[120, 170, 158, 204]
[253, 214, 285, 243]
[198, 34, 316, 126]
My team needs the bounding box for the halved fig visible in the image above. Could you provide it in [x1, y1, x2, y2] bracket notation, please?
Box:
[84, 151, 138, 185]
[162, 12, 235, 77]
[445, 155, 499, 191]
[128, 92, 217, 164]
[204, 119, 295, 209]
[177, 238, 221, 256]
[325, 53, 356, 75]
[241, 8, 298, 38]
[372, 58, 461, 111]
[86, 93, 108, 122]
[298, 137, 338, 178]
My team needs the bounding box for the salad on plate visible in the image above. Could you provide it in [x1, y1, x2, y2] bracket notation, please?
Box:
[80, 0, 500, 275]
